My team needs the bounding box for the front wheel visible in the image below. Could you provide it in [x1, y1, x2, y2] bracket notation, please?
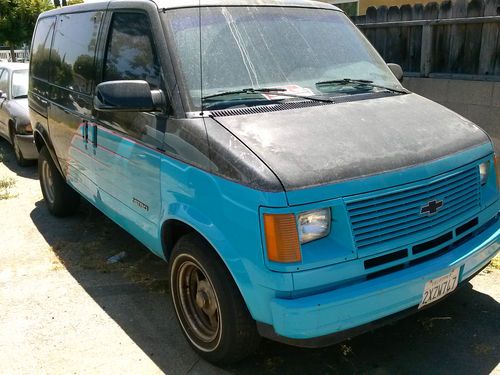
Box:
[12, 136, 30, 167]
[38, 146, 80, 217]
[10, 127, 32, 167]
[169, 234, 260, 364]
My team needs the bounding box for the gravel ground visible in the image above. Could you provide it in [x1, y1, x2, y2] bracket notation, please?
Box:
[0, 138, 499, 375]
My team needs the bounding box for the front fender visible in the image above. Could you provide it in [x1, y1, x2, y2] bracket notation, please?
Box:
[159, 157, 292, 324]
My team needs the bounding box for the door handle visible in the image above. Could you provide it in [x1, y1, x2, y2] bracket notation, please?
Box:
[81, 121, 89, 143]
[92, 124, 97, 147]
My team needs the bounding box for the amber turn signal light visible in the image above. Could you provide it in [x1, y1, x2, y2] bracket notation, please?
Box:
[264, 214, 301, 263]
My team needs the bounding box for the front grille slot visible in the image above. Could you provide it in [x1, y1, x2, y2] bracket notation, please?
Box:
[409, 245, 453, 267]
[455, 217, 479, 236]
[346, 166, 480, 251]
[367, 264, 405, 280]
[364, 249, 408, 269]
[412, 232, 453, 255]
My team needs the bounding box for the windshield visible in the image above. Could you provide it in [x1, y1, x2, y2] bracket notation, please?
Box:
[164, 7, 403, 110]
[12, 69, 28, 98]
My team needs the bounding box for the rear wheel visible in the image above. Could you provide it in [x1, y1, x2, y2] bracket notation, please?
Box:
[169, 234, 260, 364]
[38, 146, 80, 217]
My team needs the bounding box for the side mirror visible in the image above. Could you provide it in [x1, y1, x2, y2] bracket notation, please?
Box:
[0, 90, 6, 100]
[94, 80, 164, 112]
[387, 63, 403, 82]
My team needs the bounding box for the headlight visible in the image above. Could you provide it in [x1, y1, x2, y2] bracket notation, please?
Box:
[297, 208, 331, 244]
[16, 122, 33, 134]
[479, 161, 490, 186]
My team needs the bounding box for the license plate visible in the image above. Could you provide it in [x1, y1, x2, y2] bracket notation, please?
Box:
[419, 268, 460, 309]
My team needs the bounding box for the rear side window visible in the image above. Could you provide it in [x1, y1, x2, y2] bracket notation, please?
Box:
[50, 11, 102, 93]
[103, 12, 161, 89]
[0, 69, 8, 94]
[30, 17, 56, 81]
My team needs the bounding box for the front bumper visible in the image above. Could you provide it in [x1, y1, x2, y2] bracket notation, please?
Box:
[15, 134, 38, 160]
[261, 215, 499, 344]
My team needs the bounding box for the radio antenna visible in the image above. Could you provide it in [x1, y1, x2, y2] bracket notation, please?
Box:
[198, 0, 204, 116]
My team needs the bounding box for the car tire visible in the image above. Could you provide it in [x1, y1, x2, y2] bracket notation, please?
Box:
[38, 146, 80, 217]
[169, 233, 260, 364]
[10, 127, 32, 167]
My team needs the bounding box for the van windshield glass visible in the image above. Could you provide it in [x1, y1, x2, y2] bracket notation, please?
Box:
[164, 7, 403, 110]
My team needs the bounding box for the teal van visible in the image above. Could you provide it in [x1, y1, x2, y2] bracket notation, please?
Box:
[29, 0, 499, 364]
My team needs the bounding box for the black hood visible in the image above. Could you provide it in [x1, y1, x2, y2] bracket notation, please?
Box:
[212, 94, 490, 191]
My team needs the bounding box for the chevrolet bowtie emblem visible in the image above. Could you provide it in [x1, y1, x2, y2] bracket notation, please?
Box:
[421, 200, 444, 215]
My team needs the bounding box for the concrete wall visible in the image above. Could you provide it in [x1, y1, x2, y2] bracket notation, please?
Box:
[403, 77, 500, 155]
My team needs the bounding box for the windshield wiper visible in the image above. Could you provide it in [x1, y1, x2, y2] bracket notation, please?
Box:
[202, 87, 334, 104]
[316, 78, 408, 94]
[13, 94, 28, 99]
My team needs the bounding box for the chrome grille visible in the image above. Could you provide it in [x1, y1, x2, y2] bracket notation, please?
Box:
[346, 166, 480, 251]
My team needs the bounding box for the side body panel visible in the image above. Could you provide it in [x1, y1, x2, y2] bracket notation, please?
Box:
[91, 124, 163, 255]
[51, 92, 97, 201]
[48, 10, 105, 201]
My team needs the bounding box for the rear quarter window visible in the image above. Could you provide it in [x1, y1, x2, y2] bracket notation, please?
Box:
[30, 17, 56, 81]
[50, 11, 102, 94]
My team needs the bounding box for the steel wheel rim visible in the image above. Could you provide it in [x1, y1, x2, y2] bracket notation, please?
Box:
[177, 260, 220, 343]
[42, 160, 55, 204]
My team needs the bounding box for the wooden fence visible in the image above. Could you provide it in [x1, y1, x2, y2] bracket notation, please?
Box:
[352, 0, 500, 80]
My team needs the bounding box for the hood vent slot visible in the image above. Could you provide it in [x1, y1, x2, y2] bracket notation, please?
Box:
[210, 100, 330, 117]
[209, 92, 398, 117]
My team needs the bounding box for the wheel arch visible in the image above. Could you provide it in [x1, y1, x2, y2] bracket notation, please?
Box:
[160, 216, 256, 318]
[33, 125, 64, 177]
[161, 218, 198, 261]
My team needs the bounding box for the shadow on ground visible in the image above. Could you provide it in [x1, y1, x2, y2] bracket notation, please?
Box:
[0, 138, 37, 179]
[27, 179, 499, 373]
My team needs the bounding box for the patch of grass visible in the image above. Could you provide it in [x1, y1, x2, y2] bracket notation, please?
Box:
[0, 177, 17, 200]
[489, 256, 500, 270]
[49, 229, 169, 294]
[473, 343, 493, 355]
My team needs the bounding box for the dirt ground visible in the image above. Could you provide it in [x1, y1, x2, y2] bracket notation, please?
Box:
[0, 138, 499, 375]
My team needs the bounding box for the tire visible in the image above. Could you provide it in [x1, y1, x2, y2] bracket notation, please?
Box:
[169, 234, 260, 364]
[10, 126, 31, 167]
[38, 146, 80, 217]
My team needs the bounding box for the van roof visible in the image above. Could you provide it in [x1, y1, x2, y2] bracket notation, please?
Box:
[40, 0, 337, 17]
[0, 62, 29, 71]
[153, 0, 336, 10]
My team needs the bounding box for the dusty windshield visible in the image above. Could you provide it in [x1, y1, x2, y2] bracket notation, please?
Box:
[164, 6, 403, 110]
